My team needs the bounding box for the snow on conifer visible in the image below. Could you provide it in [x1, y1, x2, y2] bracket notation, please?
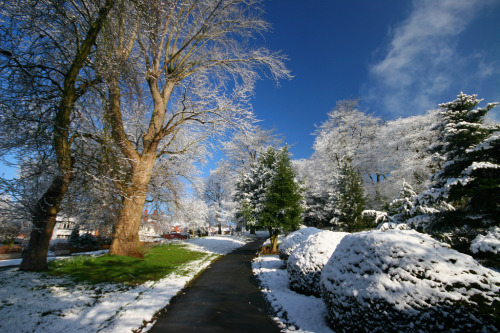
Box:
[471, 227, 500, 254]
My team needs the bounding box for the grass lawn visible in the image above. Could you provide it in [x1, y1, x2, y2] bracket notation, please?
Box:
[48, 243, 213, 285]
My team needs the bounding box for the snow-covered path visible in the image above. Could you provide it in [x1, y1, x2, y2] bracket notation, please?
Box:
[0, 235, 250, 333]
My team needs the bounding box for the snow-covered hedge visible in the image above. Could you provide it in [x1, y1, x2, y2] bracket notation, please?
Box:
[278, 227, 321, 261]
[471, 227, 500, 254]
[321, 230, 500, 332]
[287, 231, 348, 296]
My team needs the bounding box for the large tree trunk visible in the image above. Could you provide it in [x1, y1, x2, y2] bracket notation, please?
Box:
[19, 1, 115, 271]
[109, 154, 156, 257]
[20, 174, 71, 271]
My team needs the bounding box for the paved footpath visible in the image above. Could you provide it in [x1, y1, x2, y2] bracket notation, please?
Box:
[149, 236, 282, 333]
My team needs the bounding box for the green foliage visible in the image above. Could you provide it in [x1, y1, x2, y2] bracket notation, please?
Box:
[336, 160, 366, 232]
[236, 146, 303, 250]
[260, 147, 303, 233]
[47, 243, 210, 285]
[69, 228, 81, 248]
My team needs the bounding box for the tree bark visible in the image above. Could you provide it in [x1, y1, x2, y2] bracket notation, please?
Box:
[19, 1, 115, 271]
[109, 154, 156, 257]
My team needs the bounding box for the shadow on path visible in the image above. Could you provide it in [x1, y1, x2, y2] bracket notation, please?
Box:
[149, 236, 281, 333]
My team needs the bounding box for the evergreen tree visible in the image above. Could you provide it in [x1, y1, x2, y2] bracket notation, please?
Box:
[260, 147, 303, 251]
[388, 181, 417, 223]
[69, 228, 81, 248]
[234, 147, 276, 232]
[410, 93, 499, 249]
[336, 159, 366, 232]
[235, 146, 303, 251]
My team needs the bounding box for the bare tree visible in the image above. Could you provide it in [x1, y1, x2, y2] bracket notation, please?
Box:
[0, 0, 115, 270]
[100, 0, 291, 256]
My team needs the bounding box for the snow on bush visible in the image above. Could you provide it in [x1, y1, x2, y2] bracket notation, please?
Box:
[278, 227, 321, 261]
[377, 222, 409, 231]
[321, 230, 500, 332]
[471, 227, 500, 254]
[287, 231, 348, 296]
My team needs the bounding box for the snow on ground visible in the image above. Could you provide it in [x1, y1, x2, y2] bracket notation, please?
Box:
[186, 234, 251, 254]
[0, 234, 250, 333]
[252, 255, 333, 333]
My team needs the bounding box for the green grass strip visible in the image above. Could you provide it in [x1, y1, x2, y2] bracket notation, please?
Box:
[47, 243, 209, 286]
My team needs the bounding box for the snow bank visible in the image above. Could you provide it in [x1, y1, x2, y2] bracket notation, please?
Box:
[287, 231, 348, 296]
[253, 255, 333, 333]
[471, 227, 500, 254]
[278, 227, 321, 261]
[321, 230, 500, 332]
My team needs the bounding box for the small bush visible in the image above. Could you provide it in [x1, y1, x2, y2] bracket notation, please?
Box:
[278, 227, 321, 261]
[287, 231, 348, 296]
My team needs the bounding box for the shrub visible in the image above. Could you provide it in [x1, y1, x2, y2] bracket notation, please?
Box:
[321, 230, 500, 332]
[278, 227, 321, 261]
[287, 231, 348, 296]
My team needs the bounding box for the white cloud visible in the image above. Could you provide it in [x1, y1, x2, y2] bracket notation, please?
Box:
[365, 0, 498, 118]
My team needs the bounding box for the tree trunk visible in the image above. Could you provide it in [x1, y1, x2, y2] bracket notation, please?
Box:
[20, 174, 71, 271]
[269, 229, 279, 252]
[109, 155, 155, 257]
[249, 225, 256, 234]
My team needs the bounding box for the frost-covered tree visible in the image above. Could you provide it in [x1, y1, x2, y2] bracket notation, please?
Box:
[388, 181, 417, 223]
[234, 147, 277, 232]
[0, 0, 115, 271]
[293, 158, 336, 228]
[335, 159, 366, 232]
[410, 93, 499, 248]
[97, 0, 290, 257]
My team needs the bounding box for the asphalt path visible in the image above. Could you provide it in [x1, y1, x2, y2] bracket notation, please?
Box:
[149, 236, 282, 333]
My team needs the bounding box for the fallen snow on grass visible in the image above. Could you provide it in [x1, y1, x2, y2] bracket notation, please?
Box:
[252, 255, 333, 333]
[0, 235, 251, 333]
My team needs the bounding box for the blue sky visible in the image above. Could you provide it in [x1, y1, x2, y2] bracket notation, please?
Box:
[251, 0, 500, 160]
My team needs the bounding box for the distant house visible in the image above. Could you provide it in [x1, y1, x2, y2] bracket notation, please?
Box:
[51, 216, 97, 240]
[139, 210, 162, 242]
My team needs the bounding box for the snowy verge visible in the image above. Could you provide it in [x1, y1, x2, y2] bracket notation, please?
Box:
[0, 235, 251, 333]
[252, 255, 333, 333]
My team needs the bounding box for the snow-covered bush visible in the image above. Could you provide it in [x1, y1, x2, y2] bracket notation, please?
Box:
[362, 210, 388, 228]
[278, 227, 321, 261]
[471, 227, 500, 254]
[377, 222, 408, 231]
[321, 230, 500, 332]
[287, 231, 348, 296]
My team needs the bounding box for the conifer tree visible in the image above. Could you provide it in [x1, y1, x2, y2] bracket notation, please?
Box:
[260, 147, 303, 251]
[388, 181, 417, 223]
[410, 93, 499, 248]
[336, 159, 366, 232]
[235, 146, 302, 251]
